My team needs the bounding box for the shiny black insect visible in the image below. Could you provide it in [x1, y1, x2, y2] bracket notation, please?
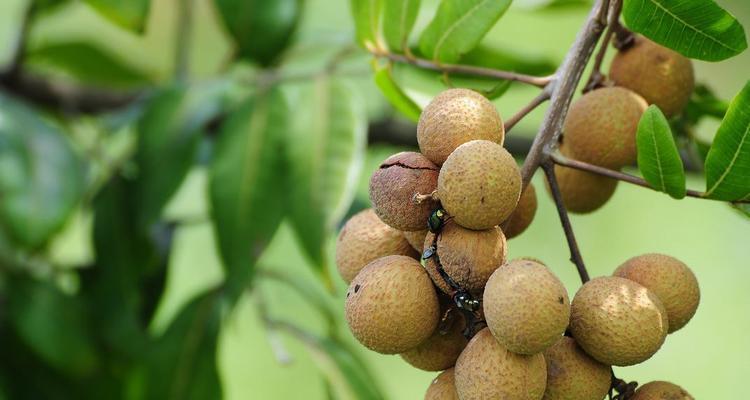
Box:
[427, 208, 447, 233]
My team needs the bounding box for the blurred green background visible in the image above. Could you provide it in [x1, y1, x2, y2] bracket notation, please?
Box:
[0, 0, 748, 398]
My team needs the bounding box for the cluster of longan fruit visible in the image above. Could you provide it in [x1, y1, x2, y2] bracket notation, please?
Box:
[336, 37, 698, 400]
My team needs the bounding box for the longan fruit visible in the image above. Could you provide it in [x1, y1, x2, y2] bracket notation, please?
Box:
[631, 381, 694, 400]
[345, 255, 439, 354]
[401, 309, 468, 371]
[502, 183, 538, 239]
[424, 368, 459, 400]
[403, 229, 428, 252]
[542, 336, 611, 400]
[418, 88, 504, 166]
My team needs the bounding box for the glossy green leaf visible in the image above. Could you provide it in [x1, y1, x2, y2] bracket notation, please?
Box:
[373, 62, 421, 122]
[636, 105, 686, 199]
[350, 0, 382, 49]
[209, 89, 288, 291]
[704, 81, 750, 201]
[622, 0, 747, 62]
[215, 0, 302, 66]
[419, 0, 512, 63]
[284, 77, 366, 269]
[0, 93, 84, 248]
[84, 0, 150, 31]
[382, 0, 421, 52]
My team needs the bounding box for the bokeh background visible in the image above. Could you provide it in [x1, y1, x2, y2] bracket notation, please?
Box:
[0, 0, 748, 398]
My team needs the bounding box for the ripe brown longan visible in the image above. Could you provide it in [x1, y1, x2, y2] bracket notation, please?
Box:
[438, 140, 521, 230]
[614, 253, 700, 333]
[335, 209, 418, 282]
[345, 255, 439, 354]
[570, 276, 668, 366]
[631, 381, 694, 400]
[369, 152, 440, 231]
[417, 88, 504, 166]
[403, 229, 428, 252]
[547, 144, 618, 214]
[542, 336, 611, 400]
[502, 183, 538, 239]
[424, 368, 459, 400]
[401, 309, 468, 371]
[483, 259, 570, 355]
[609, 36, 695, 118]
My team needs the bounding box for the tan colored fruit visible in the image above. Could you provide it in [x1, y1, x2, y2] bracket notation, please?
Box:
[438, 140, 521, 230]
[547, 145, 618, 214]
[335, 209, 418, 282]
[614, 253, 700, 333]
[563, 87, 647, 168]
[369, 152, 439, 231]
[503, 183, 538, 239]
[631, 381, 694, 400]
[401, 310, 468, 371]
[425, 368, 459, 400]
[542, 336, 611, 400]
[345, 255, 439, 354]
[417, 88, 505, 166]
[454, 328, 547, 400]
[570, 276, 668, 366]
[423, 221, 507, 295]
[403, 229, 428, 252]
[609, 36, 695, 118]
[484, 259, 570, 355]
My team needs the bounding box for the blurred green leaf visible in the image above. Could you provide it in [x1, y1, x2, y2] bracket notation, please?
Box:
[382, 0, 420, 52]
[209, 89, 288, 296]
[482, 79, 512, 100]
[704, 81, 750, 201]
[84, 0, 150, 32]
[350, 0, 381, 49]
[684, 84, 729, 124]
[215, 0, 302, 66]
[514, 0, 590, 9]
[459, 44, 557, 76]
[734, 203, 750, 218]
[0, 93, 84, 248]
[636, 105, 686, 199]
[419, 0, 512, 63]
[373, 62, 421, 122]
[284, 77, 366, 269]
[622, 0, 747, 62]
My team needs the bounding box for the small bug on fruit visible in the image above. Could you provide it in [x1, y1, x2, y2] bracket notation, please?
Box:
[427, 208, 447, 233]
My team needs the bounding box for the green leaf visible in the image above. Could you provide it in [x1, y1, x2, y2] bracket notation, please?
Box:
[733, 203, 750, 219]
[636, 105, 687, 199]
[209, 89, 288, 293]
[0, 93, 84, 248]
[84, 0, 150, 32]
[373, 62, 421, 122]
[459, 44, 558, 76]
[284, 77, 367, 269]
[382, 0, 421, 52]
[419, 0, 513, 63]
[684, 84, 729, 124]
[350, 0, 382, 49]
[704, 81, 750, 201]
[215, 0, 302, 66]
[622, 0, 748, 62]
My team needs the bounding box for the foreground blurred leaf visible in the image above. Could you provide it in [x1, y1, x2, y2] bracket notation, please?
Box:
[622, 0, 747, 62]
[350, 0, 382, 49]
[382, 0, 421, 52]
[459, 45, 557, 76]
[636, 106, 686, 199]
[373, 62, 421, 122]
[215, 0, 302, 66]
[0, 93, 84, 248]
[419, 0, 512, 63]
[84, 0, 150, 32]
[284, 77, 366, 269]
[704, 81, 750, 201]
[683, 84, 729, 124]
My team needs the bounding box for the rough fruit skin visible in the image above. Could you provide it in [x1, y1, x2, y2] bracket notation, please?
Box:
[417, 88, 505, 166]
[369, 152, 439, 231]
[483, 259, 570, 355]
[401, 311, 468, 371]
[425, 368, 459, 400]
[609, 36, 695, 118]
[454, 328, 547, 400]
[345, 255, 439, 354]
[547, 146, 618, 214]
[614, 253, 700, 333]
[542, 337, 611, 400]
[503, 183, 538, 239]
[570, 276, 668, 366]
[423, 222, 507, 295]
[438, 140, 521, 230]
[335, 209, 418, 282]
[563, 87, 647, 168]
[631, 381, 694, 400]
[403, 229, 428, 252]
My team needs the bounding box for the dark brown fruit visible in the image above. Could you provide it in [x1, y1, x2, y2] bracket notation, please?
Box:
[502, 183, 538, 239]
[424, 368, 459, 400]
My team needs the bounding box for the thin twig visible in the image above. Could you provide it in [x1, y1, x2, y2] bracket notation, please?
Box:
[584, 0, 623, 92]
[504, 88, 552, 133]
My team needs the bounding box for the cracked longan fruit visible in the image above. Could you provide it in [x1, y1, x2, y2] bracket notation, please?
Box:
[417, 88, 504, 166]
[438, 140, 521, 230]
[454, 328, 547, 400]
[345, 255, 440, 354]
[336, 209, 418, 283]
[369, 152, 439, 231]
[542, 336, 611, 400]
[563, 87, 647, 168]
[546, 145, 618, 214]
[570, 277, 668, 366]
[484, 259, 570, 355]
[614, 253, 699, 333]
[425, 368, 459, 400]
[423, 221, 507, 295]
[401, 309, 468, 371]
[609, 36, 695, 118]
[403, 229, 428, 252]
[503, 183, 538, 239]
[631, 381, 694, 400]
